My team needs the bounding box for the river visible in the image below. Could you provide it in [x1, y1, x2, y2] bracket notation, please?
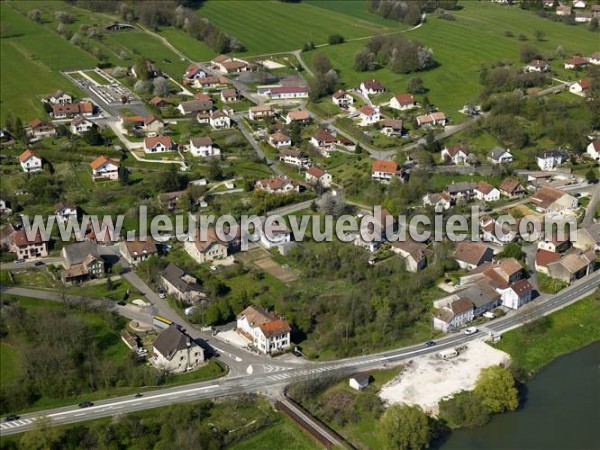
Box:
[439, 341, 600, 450]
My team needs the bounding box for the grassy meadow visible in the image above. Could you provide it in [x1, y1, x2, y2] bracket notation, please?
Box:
[196, 0, 406, 55]
[308, 1, 599, 122]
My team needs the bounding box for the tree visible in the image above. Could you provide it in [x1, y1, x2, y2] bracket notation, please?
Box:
[438, 391, 490, 429]
[152, 76, 170, 96]
[585, 168, 598, 184]
[589, 17, 598, 32]
[555, 45, 565, 58]
[82, 126, 104, 146]
[407, 77, 426, 94]
[354, 48, 374, 72]
[27, 9, 42, 23]
[498, 242, 525, 261]
[379, 404, 432, 450]
[208, 158, 223, 181]
[19, 416, 64, 450]
[474, 366, 519, 414]
[534, 29, 545, 41]
[520, 44, 541, 63]
[118, 164, 130, 186]
[70, 33, 83, 46]
[312, 52, 332, 74]
[328, 33, 345, 45]
[134, 58, 150, 80]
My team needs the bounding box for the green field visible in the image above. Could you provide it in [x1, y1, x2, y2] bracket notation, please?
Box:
[0, 343, 20, 386]
[157, 28, 216, 62]
[495, 294, 600, 375]
[308, 1, 600, 123]
[0, 4, 90, 121]
[196, 0, 404, 55]
[229, 416, 319, 450]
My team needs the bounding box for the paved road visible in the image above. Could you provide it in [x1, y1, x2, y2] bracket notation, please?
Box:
[234, 113, 284, 176]
[2, 271, 597, 436]
[0, 256, 62, 271]
[582, 183, 600, 227]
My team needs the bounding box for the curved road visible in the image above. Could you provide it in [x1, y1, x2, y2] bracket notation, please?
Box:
[1, 271, 598, 435]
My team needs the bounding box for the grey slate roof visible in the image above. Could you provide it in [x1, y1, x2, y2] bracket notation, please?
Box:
[63, 241, 99, 265]
[153, 326, 193, 360]
[161, 263, 203, 295]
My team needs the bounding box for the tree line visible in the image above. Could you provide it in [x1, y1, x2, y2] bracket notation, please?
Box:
[354, 34, 435, 74]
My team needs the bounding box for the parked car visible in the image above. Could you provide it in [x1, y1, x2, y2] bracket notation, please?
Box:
[464, 327, 478, 335]
[33, 261, 45, 267]
[425, 341, 436, 347]
[3, 415, 20, 422]
[157, 288, 166, 299]
[78, 401, 94, 408]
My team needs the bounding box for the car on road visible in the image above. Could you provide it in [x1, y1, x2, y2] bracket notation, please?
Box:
[78, 401, 94, 408]
[33, 261, 45, 267]
[14, 259, 25, 264]
[3, 415, 20, 422]
[134, 393, 143, 398]
[157, 288, 166, 299]
[425, 341, 436, 347]
[464, 327, 478, 335]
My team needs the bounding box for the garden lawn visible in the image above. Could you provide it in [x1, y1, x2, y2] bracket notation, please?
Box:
[494, 294, 600, 374]
[307, 1, 600, 123]
[195, 0, 402, 55]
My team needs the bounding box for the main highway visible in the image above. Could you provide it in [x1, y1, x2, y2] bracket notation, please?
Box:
[1, 271, 598, 436]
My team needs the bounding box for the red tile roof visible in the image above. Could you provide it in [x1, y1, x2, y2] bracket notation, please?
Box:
[392, 93, 415, 105]
[18, 149, 38, 163]
[144, 135, 172, 149]
[307, 166, 326, 178]
[535, 249, 561, 267]
[259, 319, 291, 338]
[372, 160, 399, 174]
[90, 155, 119, 170]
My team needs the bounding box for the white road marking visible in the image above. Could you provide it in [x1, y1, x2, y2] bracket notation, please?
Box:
[74, 413, 85, 417]
[132, 403, 142, 406]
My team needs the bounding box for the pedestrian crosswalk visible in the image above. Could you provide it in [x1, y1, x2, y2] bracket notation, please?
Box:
[0, 418, 33, 430]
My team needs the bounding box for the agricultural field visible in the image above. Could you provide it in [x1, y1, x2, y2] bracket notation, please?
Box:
[308, 1, 599, 123]
[195, 0, 406, 55]
[156, 28, 216, 62]
[0, 4, 90, 121]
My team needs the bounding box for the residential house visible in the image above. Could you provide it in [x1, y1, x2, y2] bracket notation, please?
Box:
[572, 224, 600, 252]
[192, 76, 229, 90]
[220, 88, 240, 102]
[52, 102, 93, 119]
[535, 249, 562, 275]
[453, 241, 494, 270]
[10, 229, 48, 260]
[391, 239, 432, 272]
[158, 190, 187, 211]
[209, 110, 231, 129]
[360, 79, 385, 96]
[0, 224, 15, 250]
[555, 4, 572, 15]
[310, 129, 337, 149]
[305, 166, 332, 188]
[255, 176, 300, 194]
[536, 150, 568, 170]
[546, 251, 596, 284]
[433, 283, 501, 332]
[70, 116, 94, 135]
[538, 233, 571, 253]
[61, 241, 104, 284]
[569, 78, 591, 96]
[19, 149, 42, 173]
[279, 148, 309, 168]
[381, 119, 404, 137]
[28, 119, 56, 140]
[194, 92, 212, 102]
[212, 55, 251, 73]
[259, 222, 292, 250]
[588, 51, 600, 65]
[445, 181, 476, 201]
[332, 90, 354, 107]
[526, 59, 550, 72]
[371, 160, 403, 183]
[573, 0, 586, 8]
[481, 216, 524, 245]
[189, 136, 218, 157]
[45, 90, 72, 105]
[474, 181, 500, 202]
[441, 144, 470, 165]
[54, 202, 77, 223]
[119, 115, 144, 134]
[161, 263, 205, 304]
[182, 64, 206, 84]
[144, 115, 165, 134]
[499, 178, 526, 198]
[119, 238, 158, 265]
[285, 110, 310, 124]
[144, 135, 174, 153]
[184, 228, 229, 264]
[416, 112, 447, 127]
[236, 305, 291, 354]
[248, 105, 274, 120]
[564, 55, 588, 69]
[422, 192, 452, 211]
[267, 86, 309, 100]
[586, 141, 600, 160]
[389, 93, 416, 110]
[358, 106, 380, 126]
[530, 185, 578, 213]
[574, 11, 592, 22]
[149, 97, 172, 109]
[487, 147, 514, 164]
[90, 155, 119, 181]
[178, 100, 213, 116]
[268, 132, 292, 148]
[151, 326, 205, 373]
